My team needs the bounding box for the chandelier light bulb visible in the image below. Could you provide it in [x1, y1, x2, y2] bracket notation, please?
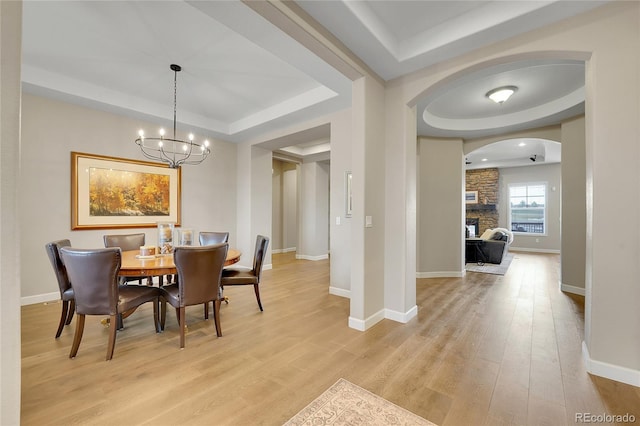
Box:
[159, 128, 165, 137]
[138, 130, 145, 138]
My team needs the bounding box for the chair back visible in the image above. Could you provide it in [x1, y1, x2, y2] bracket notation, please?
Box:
[252, 235, 270, 281]
[199, 231, 229, 246]
[45, 239, 72, 296]
[174, 243, 228, 307]
[103, 233, 145, 251]
[59, 247, 121, 316]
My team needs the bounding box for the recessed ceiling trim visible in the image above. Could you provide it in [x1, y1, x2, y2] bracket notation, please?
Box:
[342, 1, 399, 57]
[22, 64, 231, 133]
[397, 1, 553, 62]
[229, 86, 338, 134]
[423, 87, 584, 132]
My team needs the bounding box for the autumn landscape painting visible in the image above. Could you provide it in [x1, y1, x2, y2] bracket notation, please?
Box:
[89, 167, 170, 217]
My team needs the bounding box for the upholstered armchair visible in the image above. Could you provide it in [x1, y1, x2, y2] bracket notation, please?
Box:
[59, 247, 161, 360]
[159, 243, 228, 348]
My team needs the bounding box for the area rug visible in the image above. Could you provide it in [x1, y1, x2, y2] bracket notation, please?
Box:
[284, 378, 436, 426]
[465, 252, 514, 275]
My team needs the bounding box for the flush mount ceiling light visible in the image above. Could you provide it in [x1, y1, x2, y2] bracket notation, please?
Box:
[135, 64, 210, 168]
[486, 85, 518, 104]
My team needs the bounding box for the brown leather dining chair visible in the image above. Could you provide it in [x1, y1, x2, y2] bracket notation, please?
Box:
[45, 239, 74, 338]
[103, 233, 150, 285]
[199, 231, 229, 246]
[159, 243, 228, 349]
[221, 235, 269, 311]
[59, 247, 161, 360]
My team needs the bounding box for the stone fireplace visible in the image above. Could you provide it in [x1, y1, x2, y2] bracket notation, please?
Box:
[466, 168, 499, 234]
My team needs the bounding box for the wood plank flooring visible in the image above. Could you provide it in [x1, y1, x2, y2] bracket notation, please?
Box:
[21, 251, 640, 425]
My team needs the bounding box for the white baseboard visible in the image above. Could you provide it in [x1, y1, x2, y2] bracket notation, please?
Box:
[22, 292, 59, 306]
[348, 305, 418, 331]
[560, 282, 586, 296]
[385, 305, 418, 323]
[349, 308, 385, 331]
[582, 341, 640, 387]
[417, 271, 465, 278]
[329, 286, 350, 298]
[272, 247, 296, 254]
[295, 254, 329, 261]
[510, 247, 560, 254]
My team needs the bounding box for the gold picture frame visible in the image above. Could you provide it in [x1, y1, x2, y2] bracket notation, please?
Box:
[71, 152, 181, 230]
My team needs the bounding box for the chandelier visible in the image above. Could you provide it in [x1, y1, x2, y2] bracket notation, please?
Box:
[135, 64, 210, 168]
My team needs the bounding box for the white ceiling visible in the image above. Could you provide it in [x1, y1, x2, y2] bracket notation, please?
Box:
[21, 0, 604, 166]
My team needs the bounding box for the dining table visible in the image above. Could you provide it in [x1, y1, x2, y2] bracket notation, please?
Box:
[107, 248, 241, 328]
[119, 247, 241, 280]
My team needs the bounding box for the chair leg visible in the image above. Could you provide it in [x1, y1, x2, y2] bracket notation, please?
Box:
[152, 298, 161, 333]
[203, 302, 209, 319]
[69, 314, 85, 358]
[55, 300, 69, 338]
[160, 299, 167, 331]
[213, 299, 222, 337]
[178, 306, 186, 349]
[106, 314, 118, 360]
[254, 284, 263, 311]
[66, 300, 75, 325]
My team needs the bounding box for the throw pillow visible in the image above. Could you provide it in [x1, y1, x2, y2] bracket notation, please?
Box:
[479, 229, 494, 240]
[491, 230, 507, 241]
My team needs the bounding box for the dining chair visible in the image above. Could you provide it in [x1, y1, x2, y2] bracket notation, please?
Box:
[59, 247, 161, 360]
[199, 231, 229, 246]
[103, 233, 150, 285]
[159, 243, 228, 349]
[45, 239, 75, 338]
[220, 235, 269, 311]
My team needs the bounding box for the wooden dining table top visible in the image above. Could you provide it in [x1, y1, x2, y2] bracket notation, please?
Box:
[118, 248, 241, 277]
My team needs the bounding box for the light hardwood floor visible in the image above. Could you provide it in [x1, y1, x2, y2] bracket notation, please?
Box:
[22, 251, 639, 425]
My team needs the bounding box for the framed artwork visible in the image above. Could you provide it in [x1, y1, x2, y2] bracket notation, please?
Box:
[345, 171, 353, 217]
[465, 190, 479, 204]
[71, 152, 181, 229]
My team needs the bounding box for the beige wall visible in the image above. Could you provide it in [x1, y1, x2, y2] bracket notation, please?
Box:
[298, 160, 329, 259]
[20, 93, 238, 301]
[272, 160, 283, 250]
[329, 109, 353, 296]
[250, 145, 273, 268]
[417, 136, 465, 276]
[350, 75, 387, 329]
[271, 159, 298, 252]
[561, 116, 586, 293]
[1, 1, 22, 423]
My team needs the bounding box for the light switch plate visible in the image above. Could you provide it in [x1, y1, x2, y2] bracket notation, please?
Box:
[365, 216, 373, 227]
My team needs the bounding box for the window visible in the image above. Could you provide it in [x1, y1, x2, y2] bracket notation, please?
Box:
[509, 183, 546, 235]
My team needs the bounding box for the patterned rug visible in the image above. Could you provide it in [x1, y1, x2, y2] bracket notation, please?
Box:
[284, 378, 436, 426]
[465, 252, 514, 275]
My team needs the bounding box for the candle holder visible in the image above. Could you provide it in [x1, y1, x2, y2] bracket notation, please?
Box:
[177, 228, 194, 246]
[157, 222, 175, 254]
